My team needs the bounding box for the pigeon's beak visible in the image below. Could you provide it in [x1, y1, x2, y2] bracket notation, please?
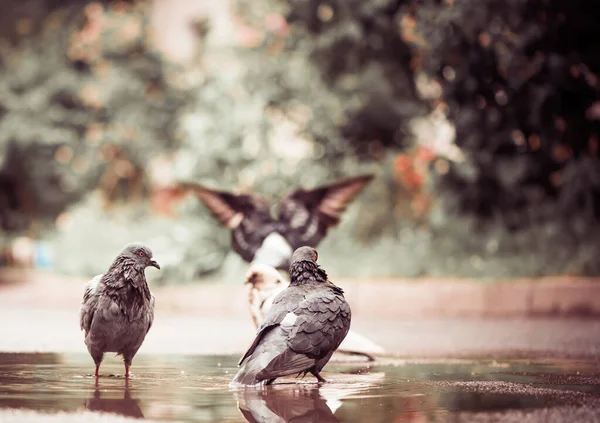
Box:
[149, 259, 160, 269]
[245, 271, 257, 285]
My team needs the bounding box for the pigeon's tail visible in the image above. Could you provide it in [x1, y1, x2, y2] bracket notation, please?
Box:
[231, 353, 276, 387]
[230, 328, 287, 387]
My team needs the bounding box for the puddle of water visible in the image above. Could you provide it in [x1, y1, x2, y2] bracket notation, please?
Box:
[0, 353, 599, 422]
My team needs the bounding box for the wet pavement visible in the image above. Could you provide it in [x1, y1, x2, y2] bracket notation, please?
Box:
[2, 274, 600, 422]
[1, 353, 600, 422]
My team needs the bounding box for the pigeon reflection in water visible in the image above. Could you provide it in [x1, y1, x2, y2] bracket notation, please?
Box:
[233, 371, 387, 423]
[177, 175, 374, 271]
[85, 387, 144, 419]
[234, 388, 340, 423]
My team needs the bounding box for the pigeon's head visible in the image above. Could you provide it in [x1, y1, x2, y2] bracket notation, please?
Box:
[120, 243, 160, 270]
[245, 263, 283, 290]
[290, 246, 318, 265]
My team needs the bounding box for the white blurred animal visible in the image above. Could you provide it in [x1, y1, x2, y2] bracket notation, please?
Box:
[244, 263, 385, 361]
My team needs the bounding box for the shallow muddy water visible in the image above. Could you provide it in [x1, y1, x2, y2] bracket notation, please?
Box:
[1, 353, 600, 422]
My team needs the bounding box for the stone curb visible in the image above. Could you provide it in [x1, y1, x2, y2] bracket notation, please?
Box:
[342, 277, 600, 318]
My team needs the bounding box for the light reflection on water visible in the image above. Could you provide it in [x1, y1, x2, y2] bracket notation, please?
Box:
[0, 353, 599, 422]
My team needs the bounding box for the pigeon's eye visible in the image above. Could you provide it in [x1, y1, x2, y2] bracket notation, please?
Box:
[138, 251, 146, 257]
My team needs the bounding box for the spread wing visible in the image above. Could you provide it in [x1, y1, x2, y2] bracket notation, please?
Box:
[278, 174, 374, 249]
[79, 274, 102, 334]
[177, 182, 268, 229]
[178, 182, 277, 263]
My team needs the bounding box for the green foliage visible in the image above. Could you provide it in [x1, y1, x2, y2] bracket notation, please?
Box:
[2, 0, 600, 278]
[0, 0, 191, 232]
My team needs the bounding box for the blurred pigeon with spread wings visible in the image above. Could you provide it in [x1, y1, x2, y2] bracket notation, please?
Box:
[177, 174, 374, 271]
[79, 243, 159, 379]
[231, 246, 351, 386]
[245, 263, 385, 361]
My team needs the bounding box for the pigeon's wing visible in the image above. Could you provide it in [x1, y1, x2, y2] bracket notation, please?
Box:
[289, 289, 351, 357]
[177, 182, 267, 229]
[237, 289, 302, 365]
[146, 293, 155, 334]
[256, 288, 351, 380]
[178, 182, 277, 263]
[277, 174, 374, 248]
[79, 274, 102, 333]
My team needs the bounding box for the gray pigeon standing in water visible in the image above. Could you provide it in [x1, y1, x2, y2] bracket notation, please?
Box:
[244, 263, 385, 361]
[79, 243, 159, 379]
[231, 246, 351, 386]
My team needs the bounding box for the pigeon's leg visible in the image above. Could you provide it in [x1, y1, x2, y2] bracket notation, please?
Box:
[92, 353, 103, 379]
[310, 369, 327, 384]
[123, 356, 133, 379]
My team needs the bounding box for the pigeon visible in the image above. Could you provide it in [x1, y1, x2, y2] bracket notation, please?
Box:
[245, 263, 385, 361]
[231, 246, 351, 386]
[85, 387, 145, 419]
[79, 242, 159, 379]
[178, 174, 374, 271]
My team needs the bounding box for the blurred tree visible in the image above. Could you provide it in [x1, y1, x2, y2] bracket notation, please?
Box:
[228, 0, 600, 275]
[410, 0, 600, 230]
[2, 0, 600, 278]
[0, 0, 192, 233]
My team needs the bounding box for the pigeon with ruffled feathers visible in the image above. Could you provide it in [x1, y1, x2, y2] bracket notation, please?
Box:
[178, 174, 374, 271]
[244, 262, 385, 361]
[79, 243, 159, 379]
[231, 246, 351, 386]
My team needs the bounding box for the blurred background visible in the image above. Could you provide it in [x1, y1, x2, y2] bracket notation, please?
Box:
[0, 0, 599, 283]
[2, 3, 600, 422]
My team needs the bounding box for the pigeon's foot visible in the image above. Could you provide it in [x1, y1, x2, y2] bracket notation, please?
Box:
[94, 365, 100, 379]
[311, 370, 327, 384]
[125, 366, 130, 379]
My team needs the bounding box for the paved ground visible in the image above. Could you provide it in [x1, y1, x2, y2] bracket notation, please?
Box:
[2, 270, 600, 422]
[2, 308, 600, 360]
[1, 269, 600, 359]
[3, 269, 600, 320]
